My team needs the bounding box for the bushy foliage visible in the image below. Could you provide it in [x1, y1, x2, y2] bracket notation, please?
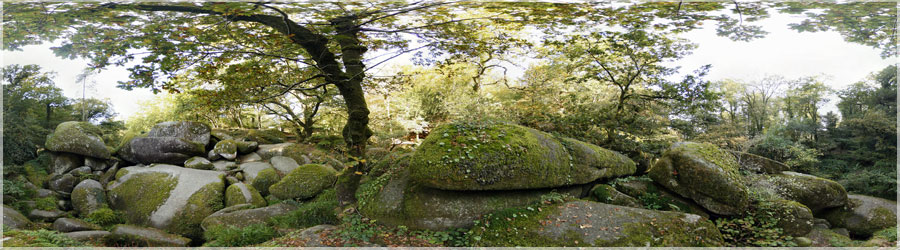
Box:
[203, 223, 277, 247]
[1, 229, 86, 247]
[715, 204, 796, 247]
[84, 207, 125, 227]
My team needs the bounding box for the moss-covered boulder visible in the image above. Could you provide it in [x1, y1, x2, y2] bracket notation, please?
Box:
[589, 184, 641, 208]
[45, 121, 110, 159]
[71, 179, 107, 216]
[803, 228, 854, 247]
[255, 143, 296, 160]
[106, 224, 191, 247]
[239, 162, 281, 196]
[820, 194, 897, 237]
[236, 140, 259, 154]
[764, 199, 814, 236]
[358, 168, 585, 231]
[213, 139, 239, 160]
[612, 177, 711, 218]
[410, 122, 635, 190]
[3, 204, 32, 230]
[212, 160, 238, 171]
[746, 171, 848, 213]
[268, 164, 336, 200]
[52, 217, 101, 232]
[146, 121, 211, 146]
[225, 183, 267, 207]
[200, 203, 298, 232]
[470, 200, 724, 247]
[184, 156, 214, 170]
[649, 142, 750, 215]
[107, 164, 225, 240]
[48, 173, 77, 194]
[117, 137, 206, 165]
[728, 150, 790, 174]
[247, 129, 286, 144]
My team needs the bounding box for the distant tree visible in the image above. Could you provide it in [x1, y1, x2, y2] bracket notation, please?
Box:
[2, 64, 67, 164]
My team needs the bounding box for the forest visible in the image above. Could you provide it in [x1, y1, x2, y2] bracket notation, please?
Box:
[2, 1, 897, 248]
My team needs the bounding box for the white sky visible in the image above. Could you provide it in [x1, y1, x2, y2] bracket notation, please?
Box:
[1, 7, 895, 120]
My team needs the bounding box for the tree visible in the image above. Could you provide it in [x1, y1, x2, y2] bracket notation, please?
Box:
[779, 2, 897, 58]
[0, 1, 789, 206]
[2, 64, 67, 164]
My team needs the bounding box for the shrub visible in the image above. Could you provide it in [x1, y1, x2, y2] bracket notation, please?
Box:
[715, 203, 796, 247]
[203, 223, 277, 247]
[84, 207, 125, 227]
[34, 196, 58, 211]
[270, 189, 339, 228]
[3, 177, 34, 200]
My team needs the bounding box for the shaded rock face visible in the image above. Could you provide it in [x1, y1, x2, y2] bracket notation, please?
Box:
[147, 121, 211, 146]
[107, 164, 225, 240]
[118, 137, 206, 165]
[200, 203, 297, 231]
[268, 164, 336, 200]
[820, 194, 897, 237]
[49, 173, 78, 194]
[107, 224, 191, 247]
[649, 142, 751, 215]
[52, 218, 101, 232]
[3, 204, 32, 230]
[50, 152, 83, 175]
[64, 230, 110, 242]
[85, 157, 109, 171]
[728, 150, 790, 174]
[589, 184, 642, 208]
[746, 171, 848, 213]
[28, 209, 65, 222]
[612, 178, 711, 218]
[472, 200, 724, 247]
[359, 168, 585, 231]
[410, 122, 635, 191]
[45, 121, 110, 159]
[71, 179, 107, 216]
[803, 228, 852, 247]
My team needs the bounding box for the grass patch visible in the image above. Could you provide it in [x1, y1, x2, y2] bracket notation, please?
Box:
[203, 223, 277, 247]
[1, 229, 87, 247]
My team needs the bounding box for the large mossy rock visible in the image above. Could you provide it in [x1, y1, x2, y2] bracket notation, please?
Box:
[612, 178, 711, 218]
[358, 168, 585, 231]
[3, 204, 32, 230]
[239, 162, 281, 196]
[184, 156, 214, 170]
[107, 164, 225, 239]
[410, 122, 635, 190]
[802, 228, 854, 247]
[147, 121, 211, 146]
[268, 164, 336, 200]
[471, 200, 724, 247]
[764, 199, 814, 237]
[45, 121, 110, 159]
[106, 224, 191, 247]
[648, 142, 750, 215]
[746, 171, 848, 213]
[820, 194, 897, 237]
[225, 183, 267, 207]
[200, 203, 298, 231]
[117, 137, 206, 165]
[71, 179, 107, 216]
[255, 143, 296, 160]
[213, 139, 239, 160]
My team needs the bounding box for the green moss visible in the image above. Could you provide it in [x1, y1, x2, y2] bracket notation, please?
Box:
[45, 121, 110, 159]
[225, 183, 267, 207]
[83, 207, 125, 228]
[108, 172, 177, 225]
[268, 164, 337, 200]
[115, 168, 130, 179]
[594, 214, 723, 247]
[170, 179, 225, 241]
[872, 226, 898, 242]
[470, 204, 568, 247]
[214, 139, 238, 158]
[203, 223, 277, 247]
[248, 129, 286, 144]
[1, 229, 87, 247]
[270, 189, 339, 228]
[34, 196, 58, 211]
[649, 142, 750, 215]
[251, 168, 281, 196]
[590, 185, 613, 202]
[871, 206, 896, 226]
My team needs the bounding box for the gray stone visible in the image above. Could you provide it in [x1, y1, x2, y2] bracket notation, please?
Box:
[64, 230, 110, 242]
[147, 121, 211, 146]
[45, 121, 110, 159]
[239, 162, 280, 196]
[589, 184, 642, 208]
[50, 152, 82, 175]
[28, 209, 65, 222]
[746, 171, 848, 213]
[208, 149, 222, 161]
[108, 224, 191, 247]
[226, 176, 240, 186]
[99, 164, 118, 186]
[213, 140, 239, 160]
[236, 140, 259, 154]
[200, 203, 298, 231]
[649, 142, 751, 215]
[212, 160, 238, 171]
[108, 164, 225, 239]
[184, 156, 214, 170]
[237, 152, 262, 163]
[613, 178, 711, 218]
[293, 225, 339, 247]
[269, 156, 300, 175]
[118, 137, 206, 165]
[255, 143, 296, 160]
[49, 173, 77, 194]
[85, 157, 109, 171]
[819, 194, 897, 237]
[72, 179, 107, 216]
[3, 204, 32, 230]
[70, 166, 92, 176]
[475, 200, 725, 247]
[52, 217, 101, 232]
[36, 189, 57, 198]
[727, 150, 790, 174]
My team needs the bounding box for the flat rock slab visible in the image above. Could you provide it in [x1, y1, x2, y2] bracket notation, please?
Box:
[255, 143, 297, 160]
[201, 203, 298, 231]
[53, 217, 101, 232]
[64, 230, 110, 242]
[147, 121, 211, 146]
[108, 224, 191, 247]
[269, 156, 300, 175]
